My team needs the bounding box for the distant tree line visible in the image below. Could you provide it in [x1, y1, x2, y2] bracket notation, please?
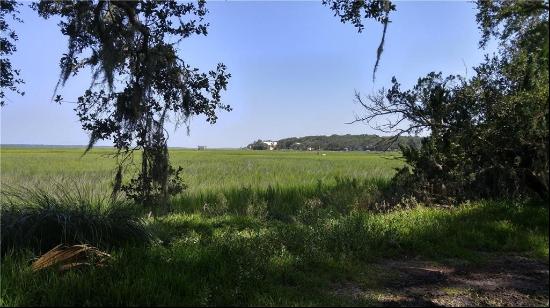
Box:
[247, 134, 421, 151]
[248, 139, 269, 150]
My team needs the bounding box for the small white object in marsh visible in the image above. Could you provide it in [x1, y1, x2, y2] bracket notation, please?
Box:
[322, 153, 327, 156]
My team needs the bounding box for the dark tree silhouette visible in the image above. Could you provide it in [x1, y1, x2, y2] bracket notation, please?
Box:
[0, 0, 24, 106]
[354, 1, 549, 202]
[34, 1, 231, 212]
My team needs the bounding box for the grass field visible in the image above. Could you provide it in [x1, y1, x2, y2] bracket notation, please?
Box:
[1, 148, 548, 306]
[0, 147, 402, 191]
[0, 148, 402, 216]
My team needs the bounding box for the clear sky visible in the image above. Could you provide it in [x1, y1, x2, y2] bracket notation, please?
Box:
[0, 1, 495, 148]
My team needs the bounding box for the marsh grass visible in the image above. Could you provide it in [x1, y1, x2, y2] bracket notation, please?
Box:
[0, 148, 402, 196]
[173, 176, 388, 221]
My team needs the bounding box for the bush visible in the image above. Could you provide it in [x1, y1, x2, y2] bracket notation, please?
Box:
[0, 186, 151, 254]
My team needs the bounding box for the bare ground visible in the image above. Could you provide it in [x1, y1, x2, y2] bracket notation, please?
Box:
[331, 254, 549, 307]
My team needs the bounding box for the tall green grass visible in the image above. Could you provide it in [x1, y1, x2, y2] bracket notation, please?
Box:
[0, 184, 151, 254]
[0, 148, 402, 195]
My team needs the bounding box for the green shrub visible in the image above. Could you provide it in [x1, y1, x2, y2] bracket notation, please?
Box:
[0, 186, 151, 254]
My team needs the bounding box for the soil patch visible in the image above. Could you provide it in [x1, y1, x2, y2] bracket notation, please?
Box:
[331, 254, 549, 306]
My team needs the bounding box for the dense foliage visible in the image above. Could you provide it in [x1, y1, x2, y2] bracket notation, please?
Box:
[34, 1, 231, 211]
[355, 0, 549, 203]
[273, 134, 421, 151]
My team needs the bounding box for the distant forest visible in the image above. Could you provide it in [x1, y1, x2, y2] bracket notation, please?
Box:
[248, 134, 422, 151]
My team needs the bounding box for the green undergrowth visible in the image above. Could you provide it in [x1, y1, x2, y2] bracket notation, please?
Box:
[1, 198, 547, 306]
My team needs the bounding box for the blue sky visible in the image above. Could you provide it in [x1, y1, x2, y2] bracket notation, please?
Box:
[0, 1, 495, 148]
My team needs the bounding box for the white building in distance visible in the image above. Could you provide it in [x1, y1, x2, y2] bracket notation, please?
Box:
[263, 140, 278, 150]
